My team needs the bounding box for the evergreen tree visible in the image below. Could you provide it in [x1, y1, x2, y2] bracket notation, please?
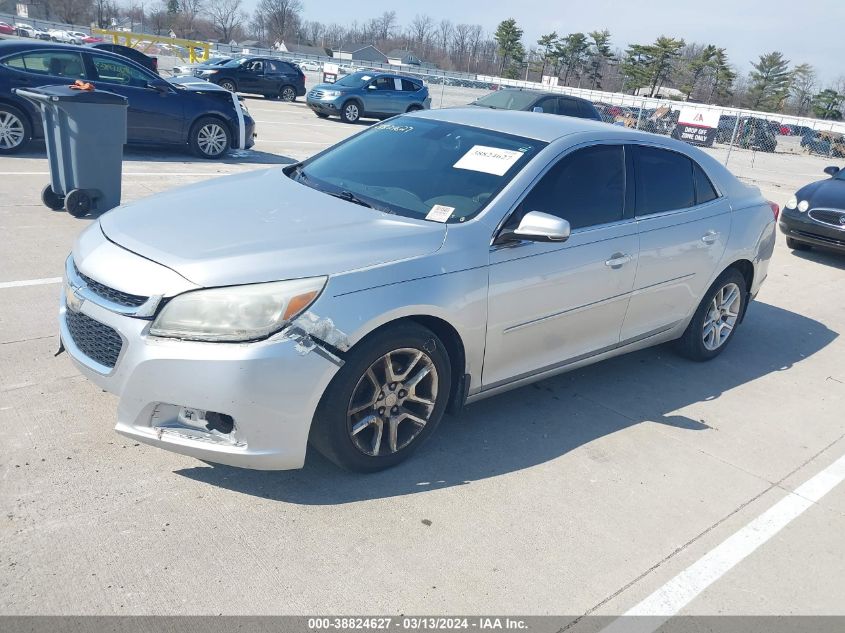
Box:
[747, 51, 791, 111]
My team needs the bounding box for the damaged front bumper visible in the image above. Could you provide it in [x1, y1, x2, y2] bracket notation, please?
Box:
[59, 290, 343, 470]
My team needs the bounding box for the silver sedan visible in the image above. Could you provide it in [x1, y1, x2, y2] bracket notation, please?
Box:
[60, 109, 777, 472]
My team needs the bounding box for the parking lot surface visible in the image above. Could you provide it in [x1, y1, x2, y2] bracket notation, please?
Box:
[1, 95, 844, 619]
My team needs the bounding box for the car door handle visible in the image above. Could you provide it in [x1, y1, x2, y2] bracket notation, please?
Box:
[605, 253, 632, 267]
[701, 230, 720, 244]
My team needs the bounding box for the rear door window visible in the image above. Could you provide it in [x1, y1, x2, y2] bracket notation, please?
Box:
[557, 98, 583, 118]
[2, 51, 86, 79]
[633, 146, 696, 215]
[534, 97, 558, 114]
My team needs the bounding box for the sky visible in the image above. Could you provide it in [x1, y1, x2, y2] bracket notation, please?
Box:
[248, 0, 843, 85]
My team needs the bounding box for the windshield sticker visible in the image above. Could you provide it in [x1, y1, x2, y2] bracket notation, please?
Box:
[453, 145, 523, 176]
[361, 75, 372, 81]
[373, 123, 415, 133]
[426, 204, 455, 223]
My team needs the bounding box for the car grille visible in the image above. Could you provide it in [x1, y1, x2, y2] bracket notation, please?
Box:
[65, 310, 123, 369]
[309, 90, 325, 99]
[75, 263, 148, 308]
[808, 208, 845, 230]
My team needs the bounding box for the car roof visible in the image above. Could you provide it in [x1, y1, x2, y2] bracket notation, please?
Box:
[495, 88, 592, 103]
[0, 39, 155, 72]
[411, 107, 678, 143]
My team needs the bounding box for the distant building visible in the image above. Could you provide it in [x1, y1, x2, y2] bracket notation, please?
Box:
[386, 49, 424, 66]
[634, 86, 686, 100]
[332, 43, 388, 64]
[280, 42, 332, 58]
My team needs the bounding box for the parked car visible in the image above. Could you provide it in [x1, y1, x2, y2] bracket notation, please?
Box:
[0, 21, 16, 36]
[298, 60, 321, 72]
[172, 56, 232, 76]
[0, 40, 255, 158]
[14, 23, 37, 37]
[60, 109, 776, 472]
[470, 89, 601, 121]
[81, 35, 103, 44]
[307, 71, 430, 122]
[195, 56, 305, 101]
[780, 165, 845, 253]
[48, 29, 84, 44]
[89, 42, 158, 73]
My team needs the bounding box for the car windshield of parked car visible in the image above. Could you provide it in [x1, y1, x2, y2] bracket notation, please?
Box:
[291, 117, 546, 222]
[471, 91, 539, 110]
[333, 72, 375, 88]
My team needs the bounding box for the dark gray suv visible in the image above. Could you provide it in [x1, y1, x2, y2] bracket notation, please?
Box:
[470, 89, 601, 121]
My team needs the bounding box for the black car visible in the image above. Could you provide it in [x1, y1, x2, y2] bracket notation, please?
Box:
[469, 88, 601, 121]
[89, 42, 158, 74]
[779, 165, 845, 253]
[0, 40, 255, 158]
[194, 56, 306, 101]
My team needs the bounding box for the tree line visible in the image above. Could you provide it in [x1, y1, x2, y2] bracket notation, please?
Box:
[24, 0, 845, 119]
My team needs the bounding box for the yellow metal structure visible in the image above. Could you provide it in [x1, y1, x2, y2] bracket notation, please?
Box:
[92, 28, 210, 63]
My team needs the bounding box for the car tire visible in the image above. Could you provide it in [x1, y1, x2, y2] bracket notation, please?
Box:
[406, 104, 423, 113]
[280, 85, 297, 102]
[310, 323, 452, 473]
[786, 237, 811, 250]
[675, 268, 747, 362]
[41, 184, 64, 211]
[0, 103, 31, 154]
[340, 100, 361, 123]
[64, 189, 91, 218]
[217, 79, 236, 92]
[189, 117, 231, 159]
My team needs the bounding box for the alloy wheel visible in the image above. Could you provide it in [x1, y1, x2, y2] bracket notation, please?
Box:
[281, 87, 296, 101]
[702, 282, 741, 351]
[0, 111, 25, 150]
[344, 103, 359, 122]
[196, 123, 227, 157]
[347, 348, 438, 457]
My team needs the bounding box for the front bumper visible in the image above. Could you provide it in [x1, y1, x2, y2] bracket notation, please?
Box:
[779, 210, 845, 252]
[59, 284, 340, 470]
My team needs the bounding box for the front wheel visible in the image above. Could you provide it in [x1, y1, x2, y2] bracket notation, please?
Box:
[340, 100, 361, 123]
[675, 269, 747, 361]
[217, 79, 236, 92]
[189, 117, 230, 159]
[310, 323, 452, 472]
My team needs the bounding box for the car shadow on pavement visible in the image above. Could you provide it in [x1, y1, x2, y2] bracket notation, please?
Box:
[789, 248, 845, 271]
[11, 142, 296, 166]
[174, 301, 838, 504]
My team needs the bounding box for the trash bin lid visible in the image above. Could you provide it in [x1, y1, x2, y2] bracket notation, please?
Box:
[18, 84, 128, 105]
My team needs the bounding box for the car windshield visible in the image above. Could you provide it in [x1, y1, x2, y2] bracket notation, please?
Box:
[835, 168, 845, 180]
[471, 90, 540, 110]
[333, 71, 375, 88]
[290, 116, 546, 222]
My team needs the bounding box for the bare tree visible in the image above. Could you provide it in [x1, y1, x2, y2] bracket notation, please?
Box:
[205, 0, 245, 42]
[254, 0, 302, 44]
[51, 0, 94, 25]
[372, 10, 397, 41]
[178, 0, 205, 36]
[437, 19, 452, 52]
[451, 23, 472, 69]
[409, 14, 434, 55]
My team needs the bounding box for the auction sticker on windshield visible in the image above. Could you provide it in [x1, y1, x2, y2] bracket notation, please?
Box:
[425, 204, 455, 222]
[453, 145, 523, 176]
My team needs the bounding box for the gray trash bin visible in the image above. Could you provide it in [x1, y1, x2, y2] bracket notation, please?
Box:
[15, 85, 128, 217]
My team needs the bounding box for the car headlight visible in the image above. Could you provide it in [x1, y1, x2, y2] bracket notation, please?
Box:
[322, 90, 341, 98]
[785, 196, 797, 210]
[149, 277, 327, 342]
[201, 69, 219, 75]
[797, 200, 810, 213]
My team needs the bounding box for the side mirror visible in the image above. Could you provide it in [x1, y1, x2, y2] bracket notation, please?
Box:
[148, 78, 170, 93]
[532, 106, 544, 113]
[496, 211, 571, 245]
[824, 165, 840, 177]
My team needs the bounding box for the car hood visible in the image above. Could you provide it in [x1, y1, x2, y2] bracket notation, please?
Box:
[99, 168, 447, 288]
[798, 177, 845, 208]
[168, 75, 231, 92]
[311, 82, 354, 93]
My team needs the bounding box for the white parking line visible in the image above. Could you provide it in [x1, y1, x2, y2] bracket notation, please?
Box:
[0, 277, 62, 289]
[600, 452, 845, 633]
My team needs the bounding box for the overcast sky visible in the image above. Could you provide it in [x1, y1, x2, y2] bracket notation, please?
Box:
[261, 0, 843, 85]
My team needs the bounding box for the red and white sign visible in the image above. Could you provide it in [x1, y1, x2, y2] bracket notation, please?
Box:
[677, 108, 720, 129]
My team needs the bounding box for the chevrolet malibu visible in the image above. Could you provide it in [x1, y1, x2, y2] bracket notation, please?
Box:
[61, 110, 777, 472]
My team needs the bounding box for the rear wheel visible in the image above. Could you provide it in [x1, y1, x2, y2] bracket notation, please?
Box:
[280, 85, 297, 102]
[786, 237, 811, 251]
[340, 100, 361, 123]
[310, 323, 451, 472]
[189, 117, 230, 159]
[0, 104, 30, 154]
[675, 269, 747, 361]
